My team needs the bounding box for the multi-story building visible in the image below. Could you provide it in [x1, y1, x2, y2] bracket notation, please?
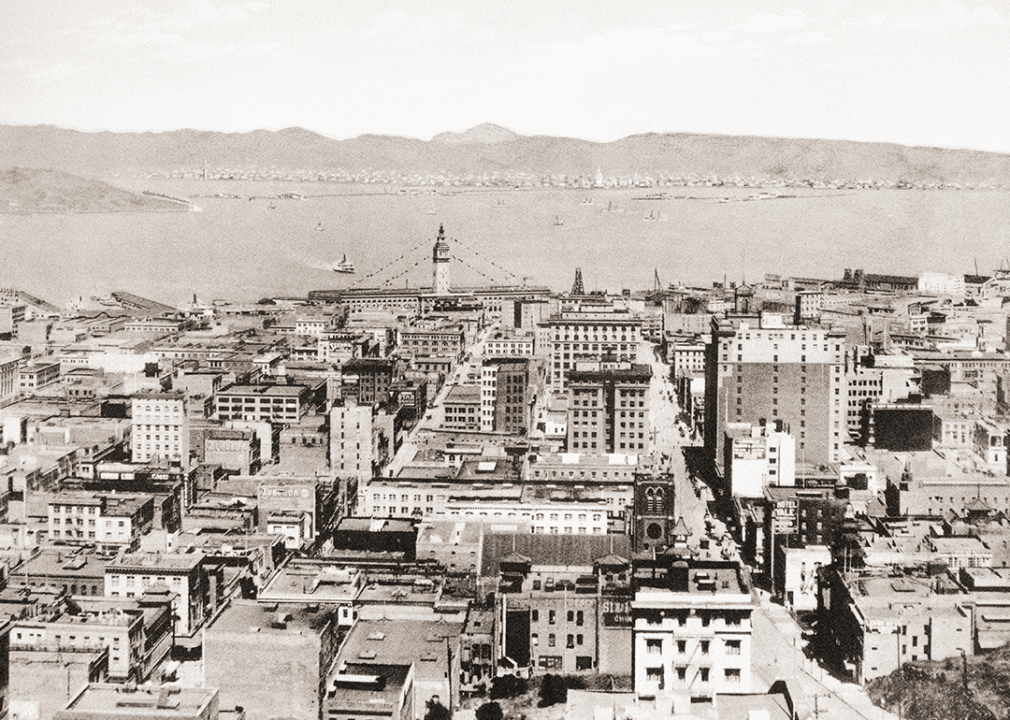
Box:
[484, 331, 536, 358]
[130, 392, 189, 465]
[567, 362, 651, 454]
[105, 552, 222, 636]
[48, 492, 154, 552]
[203, 428, 261, 475]
[343, 357, 396, 404]
[540, 310, 643, 391]
[819, 567, 973, 685]
[443, 385, 481, 431]
[631, 559, 755, 698]
[0, 350, 21, 404]
[214, 384, 311, 423]
[704, 313, 845, 471]
[204, 600, 342, 720]
[17, 360, 60, 392]
[723, 421, 796, 498]
[330, 401, 393, 481]
[480, 357, 533, 434]
[10, 603, 145, 681]
[398, 324, 466, 360]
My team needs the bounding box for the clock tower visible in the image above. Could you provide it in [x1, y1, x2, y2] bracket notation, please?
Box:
[432, 224, 450, 295]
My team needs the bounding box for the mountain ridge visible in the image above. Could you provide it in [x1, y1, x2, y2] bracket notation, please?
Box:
[2, 123, 1010, 186]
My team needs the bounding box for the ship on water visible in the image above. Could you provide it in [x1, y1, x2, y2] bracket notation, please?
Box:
[554, 215, 565, 226]
[332, 254, 355, 274]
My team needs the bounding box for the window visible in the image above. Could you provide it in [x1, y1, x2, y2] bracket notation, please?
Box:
[701, 640, 709, 655]
[548, 634, 556, 647]
[677, 640, 686, 654]
[646, 667, 664, 688]
[700, 668, 710, 682]
[726, 639, 741, 655]
[646, 638, 662, 655]
[531, 609, 539, 622]
[549, 610, 556, 624]
[725, 668, 741, 682]
[676, 666, 686, 681]
[567, 634, 575, 649]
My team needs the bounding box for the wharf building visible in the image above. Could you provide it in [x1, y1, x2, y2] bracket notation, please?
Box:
[308, 225, 550, 317]
[631, 558, 755, 699]
[566, 361, 651, 454]
[704, 313, 845, 473]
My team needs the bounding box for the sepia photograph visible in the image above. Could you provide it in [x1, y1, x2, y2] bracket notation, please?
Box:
[2, 2, 1010, 719]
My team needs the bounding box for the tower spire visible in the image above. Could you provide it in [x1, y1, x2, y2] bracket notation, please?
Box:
[432, 224, 451, 295]
[572, 267, 585, 296]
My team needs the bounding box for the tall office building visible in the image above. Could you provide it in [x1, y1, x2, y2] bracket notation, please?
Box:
[540, 310, 642, 391]
[567, 361, 651, 454]
[131, 392, 189, 465]
[704, 313, 845, 472]
[480, 357, 533, 434]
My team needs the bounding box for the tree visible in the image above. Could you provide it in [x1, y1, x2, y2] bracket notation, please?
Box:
[424, 697, 451, 720]
[475, 701, 504, 720]
[490, 674, 527, 700]
[538, 673, 567, 707]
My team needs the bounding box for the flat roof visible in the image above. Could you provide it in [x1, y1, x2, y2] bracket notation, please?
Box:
[55, 684, 216, 719]
[207, 598, 338, 635]
[217, 384, 306, 397]
[337, 618, 463, 682]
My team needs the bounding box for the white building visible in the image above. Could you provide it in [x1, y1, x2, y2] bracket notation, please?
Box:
[724, 422, 796, 498]
[330, 403, 377, 481]
[632, 560, 755, 698]
[131, 393, 188, 465]
[919, 272, 966, 297]
[0, 351, 19, 404]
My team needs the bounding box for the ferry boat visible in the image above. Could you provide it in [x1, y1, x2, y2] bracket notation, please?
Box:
[332, 255, 356, 274]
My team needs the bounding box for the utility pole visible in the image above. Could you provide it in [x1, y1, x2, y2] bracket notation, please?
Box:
[812, 693, 831, 720]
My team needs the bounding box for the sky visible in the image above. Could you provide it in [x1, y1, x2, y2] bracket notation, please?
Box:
[4, 0, 1010, 152]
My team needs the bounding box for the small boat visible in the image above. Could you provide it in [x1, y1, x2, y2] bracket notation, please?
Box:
[643, 210, 667, 222]
[496, 199, 507, 207]
[189, 205, 203, 213]
[268, 202, 276, 210]
[333, 255, 356, 274]
[580, 196, 593, 205]
[426, 206, 437, 215]
[602, 201, 624, 213]
[314, 222, 325, 232]
[554, 215, 565, 226]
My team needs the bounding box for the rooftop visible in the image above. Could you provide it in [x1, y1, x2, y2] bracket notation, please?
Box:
[55, 684, 217, 719]
[208, 598, 338, 635]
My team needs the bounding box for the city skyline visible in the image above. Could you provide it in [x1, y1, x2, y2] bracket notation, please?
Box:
[4, 0, 1010, 153]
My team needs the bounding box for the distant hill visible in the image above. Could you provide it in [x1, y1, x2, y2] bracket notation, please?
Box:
[2, 124, 1010, 186]
[0, 167, 186, 214]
